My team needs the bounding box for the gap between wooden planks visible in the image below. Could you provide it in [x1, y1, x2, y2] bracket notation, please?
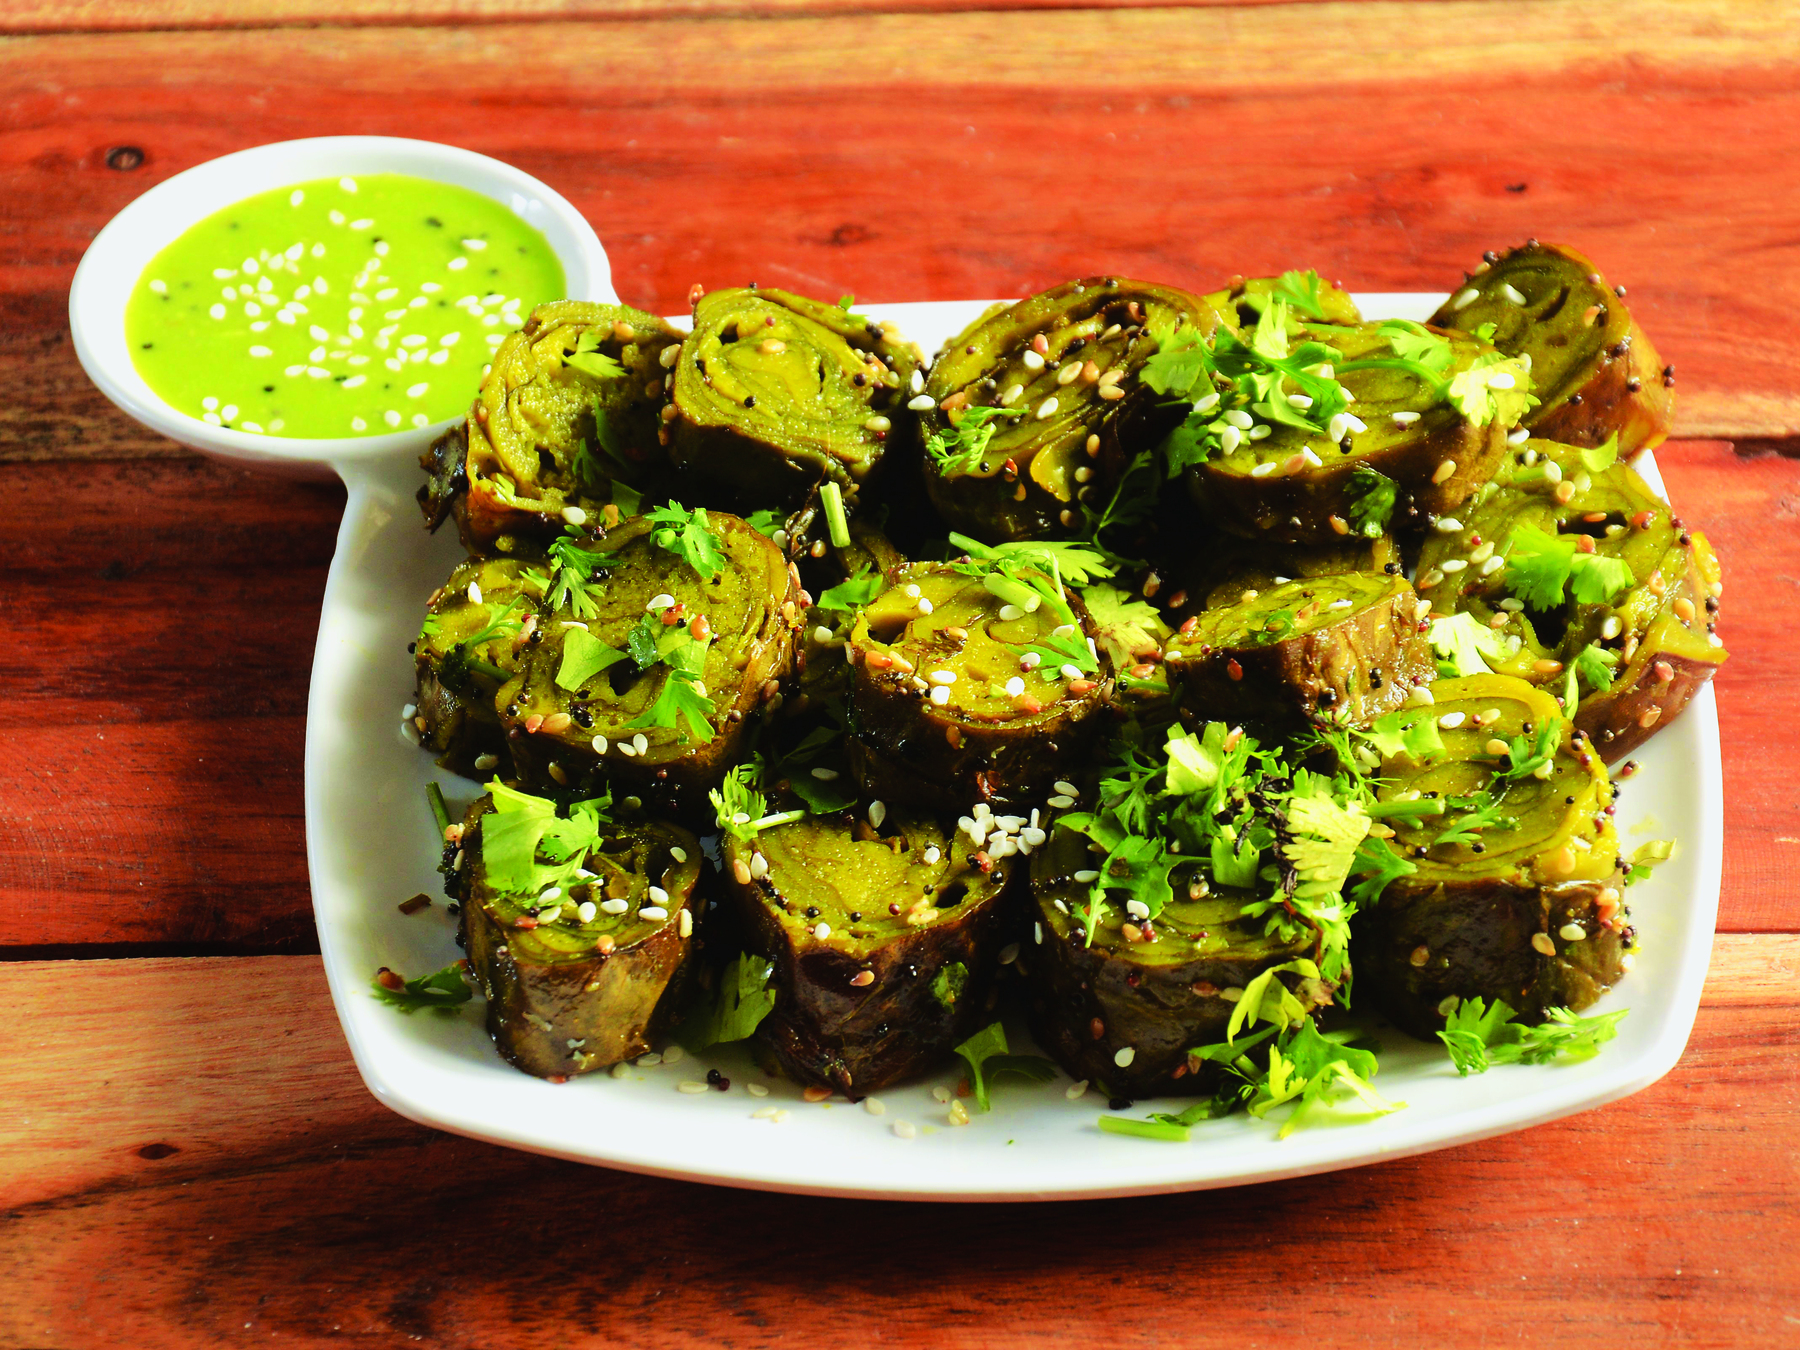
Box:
[2, 0, 1447, 35]
[0, 936, 1796, 1349]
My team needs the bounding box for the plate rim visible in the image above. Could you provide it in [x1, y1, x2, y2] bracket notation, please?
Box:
[304, 293, 1723, 1202]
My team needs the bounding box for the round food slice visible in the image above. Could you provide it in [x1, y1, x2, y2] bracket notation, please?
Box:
[1183, 320, 1517, 544]
[719, 809, 1016, 1095]
[917, 277, 1215, 542]
[456, 794, 702, 1079]
[1429, 240, 1673, 456]
[1350, 675, 1626, 1038]
[499, 509, 802, 820]
[1415, 436, 1726, 761]
[1164, 571, 1433, 729]
[668, 287, 926, 508]
[844, 560, 1113, 809]
[1025, 825, 1314, 1099]
[413, 554, 538, 776]
[419, 301, 683, 553]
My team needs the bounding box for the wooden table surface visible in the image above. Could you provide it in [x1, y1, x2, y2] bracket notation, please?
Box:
[4, 2, 1799, 1345]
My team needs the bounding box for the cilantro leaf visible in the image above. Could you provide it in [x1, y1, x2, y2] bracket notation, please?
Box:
[644, 502, 726, 581]
[562, 328, 626, 383]
[539, 534, 608, 620]
[626, 666, 715, 743]
[1080, 583, 1168, 668]
[1573, 641, 1620, 692]
[948, 533, 1116, 587]
[1141, 317, 1215, 397]
[1438, 996, 1627, 1075]
[925, 405, 1028, 477]
[707, 756, 804, 838]
[1446, 351, 1538, 427]
[744, 508, 786, 539]
[1239, 1019, 1403, 1138]
[953, 1022, 1056, 1112]
[1570, 552, 1635, 605]
[1362, 708, 1445, 763]
[555, 626, 628, 691]
[1271, 269, 1329, 320]
[372, 962, 473, 1014]
[1433, 794, 1518, 848]
[625, 612, 662, 669]
[480, 782, 612, 897]
[1429, 611, 1508, 678]
[818, 565, 884, 620]
[1503, 526, 1576, 609]
[1023, 629, 1098, 675]
[1349, 835, 1416, 905]
[678, 953, 777, 1052]
[1377, 320, 1455, 374]
[1342, 466, 1398, 538]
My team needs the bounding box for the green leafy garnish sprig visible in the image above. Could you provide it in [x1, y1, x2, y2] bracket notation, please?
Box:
[1501, 525, 1636, 611]
[645, 502, 726, 581]
[373, 962, 474, 1014]
[952, 1022, 1057, 1112]
[925, 405, 1029, 477]
[678, 953, 778, 1052]
[561, 328, 627, 383]
[709, 756, 806, 841]
[1437, 996, 1627, 1075]
[480, 780, 613, 898]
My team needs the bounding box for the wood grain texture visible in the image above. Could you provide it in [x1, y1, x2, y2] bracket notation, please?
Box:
[1, 0, 1413, 36]
[0, 456, 343, 955]
[1, 939, 1795, 1348]
[5, 0, 1800, 469]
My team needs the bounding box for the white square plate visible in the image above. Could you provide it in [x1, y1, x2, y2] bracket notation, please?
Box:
[306, 295, 1722, 1201]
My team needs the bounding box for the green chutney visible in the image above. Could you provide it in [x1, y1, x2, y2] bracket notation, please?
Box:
[126, 173, 566, 439]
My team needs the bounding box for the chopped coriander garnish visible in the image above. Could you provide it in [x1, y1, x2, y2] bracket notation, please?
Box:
[1429, 611, 1508, 678]
[924, 404, 1028, 477]
[1502, 526, 1636, 609]
[1438, 996, 1627, 1075]
[678, 952, 778, 1052]
[644, 502, 726, 581]
[555, 626, 629, 691]
[1342, 465, 1399, 538]
[561, 328, 626, 383]
[373, 961, 474, 1014]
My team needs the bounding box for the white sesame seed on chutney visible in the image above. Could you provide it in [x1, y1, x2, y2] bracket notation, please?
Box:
[125, 174, 563, 438]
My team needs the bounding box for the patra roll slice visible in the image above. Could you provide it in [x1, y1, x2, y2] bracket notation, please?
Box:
[456, 792, 702, 1079]
[1027, 825, 1312, 1099]
[918, 277, 1215, 543]
[719, 809, 1015, 1095]
[1429, 241, 1673, 457]
[844, 560, 1112, 809]
[1176, 317, 1523, 544]
[497, 508, 802, 819]
[1164, 571, 1434, 730]
[414, 554, 538, 776]
[668, 288, 926, 508]
[419, 301, 683, 552]
[1415, 437, 1726, 762]
[1349, 675, 1626, 1039]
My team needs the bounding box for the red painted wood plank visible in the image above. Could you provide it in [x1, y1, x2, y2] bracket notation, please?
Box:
[1, 946, 1795, 1349]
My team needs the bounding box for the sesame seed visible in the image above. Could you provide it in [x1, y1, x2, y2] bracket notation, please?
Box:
[1066, 1080, 1089, 1100]
[678, 1081, 708, 1094]
[910, 368, 925, 394]
[637, 1053, 662, 1067]
[1250, 462, 1275, 478]
[892, 1120, 917, 1140]
[1451, 287, 1479, 310]
[633, 733, 649, 755]
[1036, 396, 1059, 420]
[1499, 282, 1528, 305]
[907, 394, 935, 411]
[1407, 685, 1436, 707]
[1438, 711, 1466, 729]
[1531, 932, 1557, 956]
[562, 505, 587, 527]
[1219, 425, 1243, 454]
[1114, 1047, 1136, 1067]
[999, 604, 1024, 621]
[1224, 409, 1253, 430]
[1507, 427, 1530, 445]
[929, 685, 950, 706]
[1392, 410, 1421, 425]
[1021, 349, 1045, 371]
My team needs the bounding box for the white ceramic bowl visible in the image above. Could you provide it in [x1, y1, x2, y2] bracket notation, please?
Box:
[69, 136, 613, 479]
